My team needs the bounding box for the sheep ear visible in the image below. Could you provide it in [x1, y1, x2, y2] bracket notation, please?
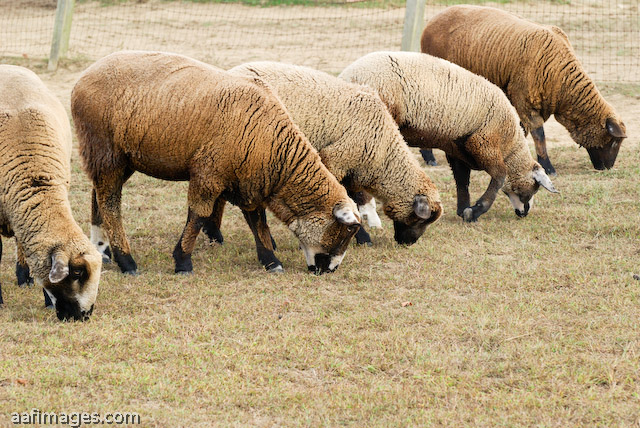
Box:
[532, 167, 559, 194]
[606, 118, 626, 138]
[413, 195, 431, 220]
[333, 203, 360, 226]
[49, 251, 69, 284]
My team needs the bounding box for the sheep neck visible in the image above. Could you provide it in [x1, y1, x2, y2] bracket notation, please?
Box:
[553, 60, 607, 129]
[267, 151, 340, 226]
[6, 185, 82, 278]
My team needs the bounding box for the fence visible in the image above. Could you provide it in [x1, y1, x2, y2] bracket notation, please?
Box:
[0, 0, 638, 82]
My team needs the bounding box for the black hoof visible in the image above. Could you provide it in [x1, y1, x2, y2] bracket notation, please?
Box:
[462, 207, 480, 223]
[113, 248, 138, 274]
[420, 149, 437, 167]
[16, 263, 33, 287]
[203, 226, 224, 245]
[266, 264, 284, 274]
[537, 155, 556, 176]
[176, 269, 193, 276]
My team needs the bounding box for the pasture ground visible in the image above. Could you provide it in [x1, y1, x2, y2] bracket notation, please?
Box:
[1, 3, 640, 426]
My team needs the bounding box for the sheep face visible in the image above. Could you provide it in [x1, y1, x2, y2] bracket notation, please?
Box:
[385, 195, 443, 246]
[503, 164, 558, 218]
[560, 116, 627, 170]
[40, 250, 102, 321]
[288, 201, 360, 274]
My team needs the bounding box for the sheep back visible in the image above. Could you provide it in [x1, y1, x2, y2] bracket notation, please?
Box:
[421, 5, 626, 157]
[339, 51, 523, 160]
[229, 61, 442, 224]
[73, 51, 342, 216]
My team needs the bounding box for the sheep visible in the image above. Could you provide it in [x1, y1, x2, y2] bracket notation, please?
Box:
[420, 5, 627, 175]
[71, 51, 361, 276]
[186, 61, 441, 269]
[339, 51, 559, 222]
[0, 65, 102, 321]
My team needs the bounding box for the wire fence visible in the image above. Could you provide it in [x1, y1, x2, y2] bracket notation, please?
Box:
[0, 0, 638, 82]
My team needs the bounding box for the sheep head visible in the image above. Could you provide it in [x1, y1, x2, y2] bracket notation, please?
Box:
[286, 199, 360, 275]
[558, 115, 627, 170]
[40, 247, 102, 321]
[503, 163, 558, 218]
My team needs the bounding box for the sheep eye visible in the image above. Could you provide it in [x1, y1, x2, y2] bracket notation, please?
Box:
[70, 268, 84, 280]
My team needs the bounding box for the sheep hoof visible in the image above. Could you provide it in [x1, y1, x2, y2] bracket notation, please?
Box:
[17, 277, 34, 288]
[175, 269, 193, 276]
[357, 241, 373, 247]
[537, 156, 557, 176]
[267, 265, 284, 274]
[101, 255, 112, 264]
[426, 160, 438, 167]
[122, 269, 139, 276]
[462, 207, 477, 223]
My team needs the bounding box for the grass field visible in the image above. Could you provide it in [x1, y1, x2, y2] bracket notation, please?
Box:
[1, 0, 640, 423]
[0, 58, 638, 424]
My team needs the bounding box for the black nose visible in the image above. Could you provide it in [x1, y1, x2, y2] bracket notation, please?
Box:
[55, 298, 93, 322]
[308, 253, 335, 275]
[393, 220, 421, 246]
[515, 202, 530, 218]
[587, 146, 618, 170]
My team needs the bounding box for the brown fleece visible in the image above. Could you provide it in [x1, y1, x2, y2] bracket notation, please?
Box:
[340, 51, 553, 221]
[72, 51, 358, 269]
[421, 5, 626, 168]
[229, 61, 442, 228]
[0, 65, 101, 311]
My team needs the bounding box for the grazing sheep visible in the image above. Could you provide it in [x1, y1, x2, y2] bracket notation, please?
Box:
[340, 51, 558, 222]
[189, 61, 440, 269]
[0, 65, 102, 321]
[72, 51, 361, 275]
[421, 5, 627, 175]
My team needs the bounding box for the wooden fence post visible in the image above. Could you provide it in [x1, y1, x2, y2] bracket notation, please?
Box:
[401, 0, 426, 52]
[48, 0, 75, 71]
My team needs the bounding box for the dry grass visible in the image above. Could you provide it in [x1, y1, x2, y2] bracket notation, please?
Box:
[0, 85, 639, 426]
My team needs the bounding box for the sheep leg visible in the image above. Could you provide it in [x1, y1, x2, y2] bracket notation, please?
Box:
[531, 126, 556, 176]
[447, 155, 472, 218]
[348, 190, 372, 246]
[15, 241, 32, 287]
[94, 168, 138, 274]
[460, 143, 507, 222]
[420, 149, 438, 166]
[173, 208, 203, 274]
[242, 208, 283, 273]
[91, 189, 113, 263]
[201, 198, 226, 245]
[462, 175, 505, 222]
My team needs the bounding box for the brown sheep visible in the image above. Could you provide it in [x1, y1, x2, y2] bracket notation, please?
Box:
[190, 61, 441, 271]
[71, 51, 361, 275]
[339, 51, 558, 222]
[421, 5, 627, 175]
[0, 65, 102, 321]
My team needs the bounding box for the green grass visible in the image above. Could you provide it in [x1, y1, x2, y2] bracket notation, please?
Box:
[0, 103, 639, 425]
